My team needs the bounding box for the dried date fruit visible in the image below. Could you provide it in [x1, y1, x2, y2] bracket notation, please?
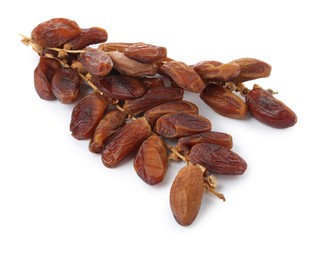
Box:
[34, 57, 61, 100]
[155, 113, 211, 138]
[108, 51, 157, 77]
[177, 131, 233, 154]
[95, 75, 146, 100]
[200, 84, 248, 119]
[102, 118, 152, 168]
[170, 164, 204, 226]
[124, 43, 167, 63]
[245, 85, 297, 128]
[123, 79, 184, 115]
[134, 135, 168, 185]
[65, 27, 108, 50]
[159, 61, 205, 93]
[70, 93, 108, 140]
[89, 110, 126, 153]
[189, 143, 247, 175]
[229, 58, 271, 84]
[51, 67, 80, 104]
[31, 18, 81, 48]
[144, 100, 199, 126]
[80, 48, 113, 76]
[98, 42, 136, 52]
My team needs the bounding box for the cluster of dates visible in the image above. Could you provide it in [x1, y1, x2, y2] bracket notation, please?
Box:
[23, 18, 297, 226]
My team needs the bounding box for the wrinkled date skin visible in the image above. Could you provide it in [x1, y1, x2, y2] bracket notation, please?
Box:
[98, 42, 136, 52]
[96, 75, 147, 100]
[123, 79, 184, 115]
[230, 58, 272, 84]
[89, 110, 126, 153]
[155, 113, 212, 138]
[34, 57, 61, 100]
[159, 61, 205, 93]
[80, 48, 113, 76]
[134, 135, 168, 185]
[31, 18, 82, 48]
[170, 164, 204, 226]
[200, 84, 248, 119]
[124, 43, 167, 63]
[65, 27, 108, 50]
[177, 131, 233, 154]
[144, 100, 198, 127]
[246, 85, 297, 128]
[102, 118, 152, 168]
[189, 143, 247, 175]
[70, 93, 108, 140]
[51, 67, 80, 104]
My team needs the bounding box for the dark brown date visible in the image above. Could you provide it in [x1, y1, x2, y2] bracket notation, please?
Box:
[189, 143, 247, 175]
[245, 85, 297, 128]
[70, 93, 108, 140]
[144, 100, 199, 126]
[177, 131, 233, 154]
[124, 43, 167, 63]
[51, 67, 80, 104]
[34, 57, 61, 100]
[80, 48, 113, 76]
[102, 118, 152, 168]
[155, 113, 211, 138]
[95, 75, 146, 100]
[31, 18, 81, 48]
[200, 84, 248, 119]
[89, 110, 126, 153]
[65, 27, 108, 50]
[133, 134, 168, 185]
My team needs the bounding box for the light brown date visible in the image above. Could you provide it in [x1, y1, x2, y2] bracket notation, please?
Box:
[102, 118, 152, 168]
[133, 134, 168, 185]
[245, 85, 297, 128]
[70, 93, 108, 140]
[89, 110, 126, 153]
[124, 43, 167, 63]
[189, 143, 247, 175]
[98, 42, 136, 52]
[80, 48, 113, 76]
[159, 61, 205, 93]
[170, 164, 204, 226]
[155, 113, 211, 138]
[200, 84, 248, 119]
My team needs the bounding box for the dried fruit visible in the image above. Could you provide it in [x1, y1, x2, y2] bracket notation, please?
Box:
[134, 135, 168, 185]
[89, 110, 126, 153]
[70, 93, 108, 140]
[200, 84, 248, 119]
[98, 42, 136, 52]
[80, 48, 113, 76]
[102, 118, 152, 168]
[155, 112, 211, 138]
[124, 43, 167, 63]
[245, 85, 297, 128]
[170, 164, 204, 226]
[189, 143, 247, 175]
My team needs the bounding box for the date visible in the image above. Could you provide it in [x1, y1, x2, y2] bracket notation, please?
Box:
[80, 48, 113, 76]
[124, 43, 167, 63]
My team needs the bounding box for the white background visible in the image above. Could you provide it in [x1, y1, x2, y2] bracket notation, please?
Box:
[1, 0, 326, 259]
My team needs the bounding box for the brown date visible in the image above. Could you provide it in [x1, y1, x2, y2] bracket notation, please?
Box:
[177, 131, 233, 154]
[70, 93, 108, 140]
[133, 135, 168, 185]
[34, 57, 61, 100]
[80, 48, 113, 76]
[95, 75, 146, 100]
[102, 118, 152, 168]
[89, 110, 126, 153]
[98, 42, 136, 52]
[170, 164, 204, 226]
[65, 27, 108, 50]
[245, 85, 297, 128]
[31, 18, 81, 48]
[155, 113, 211, 138]
[123, 79, 184, 115]
[124, 43, 167, 63]
[51, 67, 80, 104]
[159, 61, 205, 93]
[144, 100, 199, 127]
[200, 84, 248, 119]
[189, 143, 247, 175]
